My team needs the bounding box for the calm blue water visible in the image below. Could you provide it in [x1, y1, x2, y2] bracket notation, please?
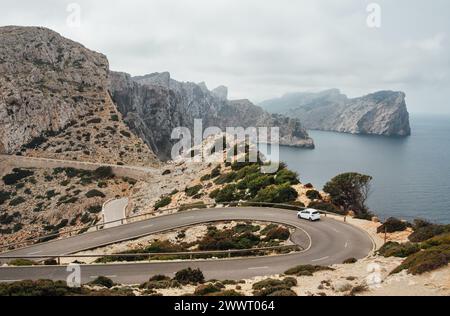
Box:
[264, 114, 450, 223]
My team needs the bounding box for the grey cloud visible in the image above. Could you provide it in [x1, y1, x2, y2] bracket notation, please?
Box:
[1, 0, 449, 113]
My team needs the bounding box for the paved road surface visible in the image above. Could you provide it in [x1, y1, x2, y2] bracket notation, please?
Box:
[0, 207, 374, 284]
[102, 198, 129, 229]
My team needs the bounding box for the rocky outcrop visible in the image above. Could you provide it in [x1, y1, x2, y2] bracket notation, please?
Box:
[260, 89, 411, 137]
[110, 72, 314, 160]
[0, 26, 158, 166]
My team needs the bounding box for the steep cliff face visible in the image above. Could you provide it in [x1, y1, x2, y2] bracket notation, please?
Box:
[110, 72, 314, 160]
[260, 90, 411, 137]
[0, 26, 157, 166]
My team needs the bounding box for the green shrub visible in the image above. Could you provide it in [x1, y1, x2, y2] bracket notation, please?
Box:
[306, 190, 322, 200]
[185, 185, 202, 197]
[214, 172, 237, 185]
[343, 258, 358, 264]
[265, 227, 290, 241]
[284, 265, 333, 276]
[120, 130, 131, 138]
[253, 184, 298, 204]
[421, 232, 450, 249]
[178, 202, 207, 212]
[90, 276, 114, 288]
[9, 259, 38, 266]
[275, 169, 300, 185]
[200, 174, 211, 181]
[87, 205, 102, 214]
[111, 115, 119, 121]
[391, 245, 450, 275]
[154, 196, 172, 210]
[94, 166, 114, 179]
[0, 280, 83, 296]
[378, 242, 420, 258]
[9, 196, 26, 206]
[2, 169, 34, 185]
[377, 217, 408, 234]
[252, 278, 297, 296]
[174, 268, 205, 285]
[267, 289, 297, 296]
[210, 166, 221, 179]
[0, 190, 11, 205]
[85, 189, 105, 198]
[409, 223, 450, 243]
[194, 283, 222, 296]
[214, 184, 240, 203]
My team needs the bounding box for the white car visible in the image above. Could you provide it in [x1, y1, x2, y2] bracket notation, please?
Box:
[297, 209, 321, 221]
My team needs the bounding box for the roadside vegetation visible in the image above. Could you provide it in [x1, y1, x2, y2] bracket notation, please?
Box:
[376, 218, 450, 275]
[94, 222, 294, 263]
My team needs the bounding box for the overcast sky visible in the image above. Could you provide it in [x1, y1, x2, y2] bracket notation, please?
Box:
[1, 0, 449, 114]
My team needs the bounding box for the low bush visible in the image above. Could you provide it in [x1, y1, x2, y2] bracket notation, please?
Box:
[87, 205, 102, 214]
[0, 280, 83, 296]
[2, 169, 34, 185]
[284, 265, 333, 277]
[421, 232, 450, 249]
[377, 217, 408, 234]
[9, 259, 38, 266]
[264, 227, 290, 241]
[207, 290, 243, 297]
[391, 245, 450, 275]
[120, 130, 131, 138]
[90, 276, 114, 288]
[185, 185, 202, 197]
[154, 196, 172, 210]
[343, 258, 358, 264]
[178, 202, 207, 212]
[409, 223, 450, 243]
[0, 190, 11, 205]
[194, 283, 222, 296]
[253, 184, 298, 204]
[378, 242, 420, 258]
[252, 278, 297, 296]
[9, 196, 26, 206]
[93, 166, 114, 179]
[306, 190, 322, 200]
[174, 268, 205, 285]
[274, 168, 300, 185]
[214, 172, 237, 185]
[85, 189, 105, 198]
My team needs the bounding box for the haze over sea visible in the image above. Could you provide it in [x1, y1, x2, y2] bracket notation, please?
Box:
[264, 114, 450, 224]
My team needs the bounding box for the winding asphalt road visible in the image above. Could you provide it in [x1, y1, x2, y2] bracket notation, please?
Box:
[0, 207, 374, 284]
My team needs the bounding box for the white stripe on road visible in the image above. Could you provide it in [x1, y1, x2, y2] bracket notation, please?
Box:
[345, 241, 349, 248]
[27, 251, 42, 255]
[248, 266, 269, 270]
[142, 224, 154, 228]
[311, 256, 330, 262]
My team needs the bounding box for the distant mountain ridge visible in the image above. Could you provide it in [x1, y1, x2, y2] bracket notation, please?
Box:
[260, 89, 411, 137]
[110, 72, 315, 160]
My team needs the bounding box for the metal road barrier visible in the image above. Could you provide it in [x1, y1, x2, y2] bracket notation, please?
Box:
[0, 245, 303, 265]
[0, 201, 345, 252]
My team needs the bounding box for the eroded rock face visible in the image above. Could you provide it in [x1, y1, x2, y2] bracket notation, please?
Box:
[0, 26, 158, 166]
[110, 72, 314, 160]
[260, 89, 411, 137]
[0, 26, 109, 154]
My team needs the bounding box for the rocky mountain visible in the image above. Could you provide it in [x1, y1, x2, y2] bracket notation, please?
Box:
[0, 26, 157, 166]
[260, 89, 411, 137]
[110, 72, 314, 160]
